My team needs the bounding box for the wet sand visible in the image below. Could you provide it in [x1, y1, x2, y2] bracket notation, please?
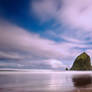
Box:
[0, 71, 92, 92]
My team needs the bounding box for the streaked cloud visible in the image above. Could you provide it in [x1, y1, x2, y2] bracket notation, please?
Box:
[0, 22, 63, 59]
[1, 19, 92, 68]
[0, 51, 23, 60]
[32, 0, 58, 22]
[31, 0, 92, 55]
[0, 19, 81, 60]
[43, 59, 66, 69]
[61, 0, 92, 31]
[1, 0, 92, 69]
[32, 0, 92, 31]
[0, 19, 83, 69]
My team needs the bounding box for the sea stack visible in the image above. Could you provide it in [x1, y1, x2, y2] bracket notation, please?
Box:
[71, 52, 91, 70]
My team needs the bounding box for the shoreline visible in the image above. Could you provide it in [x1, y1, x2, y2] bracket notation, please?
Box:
[0, 70, 92, 74]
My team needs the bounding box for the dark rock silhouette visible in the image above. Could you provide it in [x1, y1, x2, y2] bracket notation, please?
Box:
[71, 52, 91, 70]
[65, 68, 68, 70]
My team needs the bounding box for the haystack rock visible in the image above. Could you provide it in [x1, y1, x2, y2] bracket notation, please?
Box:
[71, 52, 91, 70]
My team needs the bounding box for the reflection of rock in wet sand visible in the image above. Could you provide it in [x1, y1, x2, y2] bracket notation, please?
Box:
[72, 75, 92, 88]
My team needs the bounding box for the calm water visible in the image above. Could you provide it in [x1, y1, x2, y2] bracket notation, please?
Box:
[0, 71, 92, 92]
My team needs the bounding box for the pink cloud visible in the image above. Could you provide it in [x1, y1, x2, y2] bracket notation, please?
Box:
[32, 0, 92, 31]
[1, 19, 92, 67]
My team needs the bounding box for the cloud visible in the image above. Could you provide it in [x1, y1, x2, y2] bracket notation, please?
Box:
[0, 62, 24, 69]
[32, 0, 58, 22]
[0, 19, 85, 61]
[1, 19, 92, 69]
[60, 0, 92, 31]
[0, 19, 84, 69]
[86, 50, 92, 57]
[21, 59, 67, 69]
[32, 0, 92, 31]
[0, 19, 69, 60]
[1, 20, 92, 60]
[1, 0, 92, 69]
[0, 51, 23, 60]
[61, 35, 84, 44]
[31, 0, 92, 60]
[43, 59, 66, 68]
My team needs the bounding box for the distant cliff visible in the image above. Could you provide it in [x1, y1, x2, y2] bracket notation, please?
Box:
[71, 52, 91, 70]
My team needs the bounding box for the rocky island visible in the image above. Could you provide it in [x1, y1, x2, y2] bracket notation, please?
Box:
[70, 52, 91, 70]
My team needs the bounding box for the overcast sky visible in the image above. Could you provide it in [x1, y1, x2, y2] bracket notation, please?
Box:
[0, 0, 92, 69]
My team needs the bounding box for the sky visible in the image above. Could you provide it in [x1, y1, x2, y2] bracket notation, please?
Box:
[0, 0, 92, 70]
